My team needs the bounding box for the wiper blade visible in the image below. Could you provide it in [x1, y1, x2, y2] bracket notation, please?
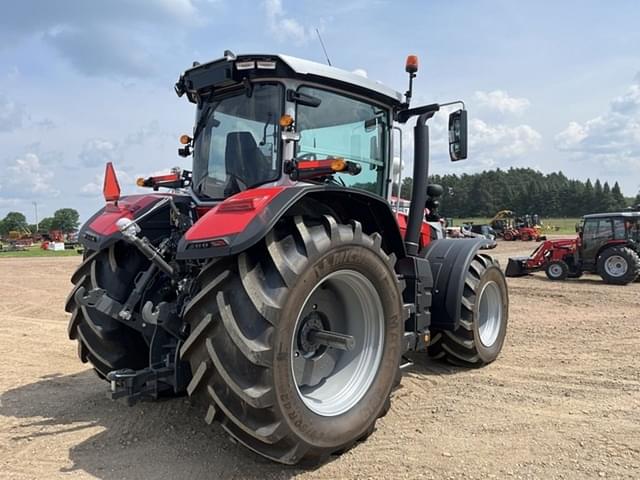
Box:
[192, 103, 214, 144]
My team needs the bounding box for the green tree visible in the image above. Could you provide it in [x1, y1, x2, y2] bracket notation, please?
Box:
[611, 182, 626, 211]
[38, 217, 55, 232]
[0, 211, 28, 235]
[602, 182, 614, 212]
[51, 208, 80, 233]
[400, 177, 413, 199]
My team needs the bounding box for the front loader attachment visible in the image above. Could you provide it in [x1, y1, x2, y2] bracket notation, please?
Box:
[505, 256, 530, 277]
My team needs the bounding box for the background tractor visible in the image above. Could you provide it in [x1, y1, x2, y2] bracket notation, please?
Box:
[506, 211, 640, 284]
[65, 51, 509, 465]
[490, 210, 544, 241]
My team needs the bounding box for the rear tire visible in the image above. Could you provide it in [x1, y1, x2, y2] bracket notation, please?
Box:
[428, 254, 508, 366]
[180, 215, 405, 465]
[545, 260, 569, 281]
[65, 243, 150, 378]
[597, 246, 640, 285]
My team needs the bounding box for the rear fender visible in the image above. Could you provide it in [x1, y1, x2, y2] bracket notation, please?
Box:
[79, 194, 187, 251]
[421, 238, 490, 331]
[176, 185, 406, 260]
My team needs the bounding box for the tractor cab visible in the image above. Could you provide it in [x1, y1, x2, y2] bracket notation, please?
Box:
[578, 212, 640, 270]
[175, 53, 403, 203]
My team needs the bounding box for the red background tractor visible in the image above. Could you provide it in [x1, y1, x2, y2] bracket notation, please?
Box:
[506, 211, 640, 284]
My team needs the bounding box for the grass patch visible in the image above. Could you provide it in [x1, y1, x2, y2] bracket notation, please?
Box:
[0, 245, 82, 258]
[451, 218, 581, 235]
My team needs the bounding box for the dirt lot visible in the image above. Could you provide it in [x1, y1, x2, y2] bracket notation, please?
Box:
[1, 240, 638, 479]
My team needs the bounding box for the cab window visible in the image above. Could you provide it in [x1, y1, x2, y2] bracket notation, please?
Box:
[295, 86, 389, 196]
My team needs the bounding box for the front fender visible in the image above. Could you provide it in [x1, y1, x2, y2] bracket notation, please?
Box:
[79, 194, 184, 251]
[176, 185, 406, 260]
[421, 238, 491, 331]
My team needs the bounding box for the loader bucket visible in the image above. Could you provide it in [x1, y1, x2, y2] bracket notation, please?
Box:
[505, 256, 529, 277]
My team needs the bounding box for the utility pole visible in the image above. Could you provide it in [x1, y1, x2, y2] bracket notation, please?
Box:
[33, 201, 38, 232]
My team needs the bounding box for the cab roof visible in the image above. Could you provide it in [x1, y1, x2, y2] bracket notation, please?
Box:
[583, 211, 640, 219]
[176, 52, 404, 107]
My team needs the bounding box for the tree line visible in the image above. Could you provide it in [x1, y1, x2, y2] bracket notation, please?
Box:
[0, 208, 80, 236]
[397, 168, 635, 218]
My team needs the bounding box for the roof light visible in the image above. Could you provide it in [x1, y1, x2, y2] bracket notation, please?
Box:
[180, 134, 192, 145]
[236, 61, 256, 70]
[405, 55, 419, 74]
[256, 60, 277, 69]
[279, 114, 294, 128]
[103, 162, 121, 203]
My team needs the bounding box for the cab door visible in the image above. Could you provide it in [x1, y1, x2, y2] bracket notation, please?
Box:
[581, 218, 613, 270]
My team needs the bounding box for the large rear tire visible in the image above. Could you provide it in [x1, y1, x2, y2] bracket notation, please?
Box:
[65, 243, 150, 378]
[180, 215, 404, 465]
[428, 254, 508, 366]
[597, 246, 640, 285]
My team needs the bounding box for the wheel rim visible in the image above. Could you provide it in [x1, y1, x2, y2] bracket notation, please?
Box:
[291, 270, 384, 417]
[604, 255, 628, 277]
[477, 281, 503, 347]
[549, 264, 563, 278]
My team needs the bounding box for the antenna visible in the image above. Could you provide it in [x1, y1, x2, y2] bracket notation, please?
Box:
[315, 28, 332, 66]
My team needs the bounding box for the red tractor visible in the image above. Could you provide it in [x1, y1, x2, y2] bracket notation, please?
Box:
[506, 212, 640, 284]
[65, 51, 508, 464]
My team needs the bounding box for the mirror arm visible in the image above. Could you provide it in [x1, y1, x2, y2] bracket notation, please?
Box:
[439, 100, 466, 110]
[396, 103, 440, 124]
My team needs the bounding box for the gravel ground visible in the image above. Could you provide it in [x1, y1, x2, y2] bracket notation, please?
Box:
[0, 239, 638, 479]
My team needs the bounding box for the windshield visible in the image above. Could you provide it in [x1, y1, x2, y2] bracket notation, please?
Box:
[193, 83, 284, 199]
[295, 86, 389, 196]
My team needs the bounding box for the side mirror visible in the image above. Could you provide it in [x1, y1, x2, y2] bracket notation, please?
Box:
[575, 223, 582, 234]
[448, 109, 468, 161]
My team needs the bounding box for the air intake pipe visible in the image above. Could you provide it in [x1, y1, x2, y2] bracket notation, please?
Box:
[405, 111, 437, 256]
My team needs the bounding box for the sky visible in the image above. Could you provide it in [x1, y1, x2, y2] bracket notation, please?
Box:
[1, 0, 639, 223]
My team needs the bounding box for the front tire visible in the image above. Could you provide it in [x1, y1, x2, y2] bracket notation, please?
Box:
[545, 260, 569, 281]
[65, 243, 150, 377]
[597, 246, 640, 285]
[180, 215, 404, 465]
[428, 254, 508, 366]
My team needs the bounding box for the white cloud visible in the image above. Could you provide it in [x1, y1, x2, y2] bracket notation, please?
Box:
[0, 0, 203, 78]
[0, 94, 27, 132]
[264, 0, 313, 45]
[0, 153, 59, 198]
[471, 119, 542, 158]
[78, 139, 119, 167]
[80, 168, 135, 197]
[474, 90, 531, 114]
[555, 74, 640, 173]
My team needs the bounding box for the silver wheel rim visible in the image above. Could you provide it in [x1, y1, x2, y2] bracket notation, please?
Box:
[604, 255, 627, 277]
[291, 270, 384, 417]
[549, 264, 563, 278]
[477, 281, 502, 347]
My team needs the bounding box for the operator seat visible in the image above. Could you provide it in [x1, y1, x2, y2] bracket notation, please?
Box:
[224, 132, 266, 194]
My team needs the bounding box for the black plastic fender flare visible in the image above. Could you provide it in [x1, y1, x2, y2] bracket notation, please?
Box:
[421, 238, 492, 331]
